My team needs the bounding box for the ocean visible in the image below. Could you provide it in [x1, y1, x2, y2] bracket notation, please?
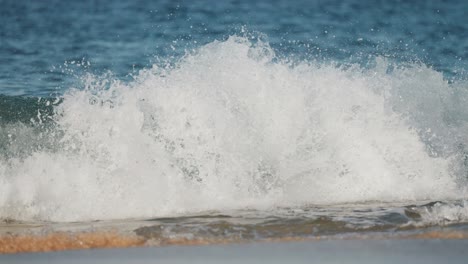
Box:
[1, 0, 468, 253]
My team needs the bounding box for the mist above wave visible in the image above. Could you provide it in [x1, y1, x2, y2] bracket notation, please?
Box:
[1, 36, 467, 222]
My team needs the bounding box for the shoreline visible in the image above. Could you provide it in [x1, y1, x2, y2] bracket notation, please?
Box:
[2, 227, 468, 254]
[2, 238, 468, 264]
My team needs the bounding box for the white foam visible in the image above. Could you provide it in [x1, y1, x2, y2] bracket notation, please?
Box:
[416, 201, 468, 226]
[0, 36, 466, 222]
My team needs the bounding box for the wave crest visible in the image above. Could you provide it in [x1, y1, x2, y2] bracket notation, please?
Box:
[1, 36, 467, 222]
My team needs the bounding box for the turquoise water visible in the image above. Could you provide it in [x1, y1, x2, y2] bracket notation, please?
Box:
[0, 0, 468, 236]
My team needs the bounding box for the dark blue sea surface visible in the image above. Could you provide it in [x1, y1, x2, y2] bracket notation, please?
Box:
[0, 0, 466, 96]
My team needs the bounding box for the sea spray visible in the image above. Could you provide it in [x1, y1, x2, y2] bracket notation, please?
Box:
[0, 36, 466, 222]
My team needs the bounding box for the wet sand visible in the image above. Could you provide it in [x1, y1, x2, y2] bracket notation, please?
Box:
[2, 220, 468, 264]
[2, 239, 468, 264]
[2, 226, 468, 254]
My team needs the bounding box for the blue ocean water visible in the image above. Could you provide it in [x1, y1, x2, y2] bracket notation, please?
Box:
[0, 0, 468, 232]
[0, 0, 466, 96]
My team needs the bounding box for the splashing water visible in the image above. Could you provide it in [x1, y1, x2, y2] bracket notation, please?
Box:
[0, 36, 467, 222]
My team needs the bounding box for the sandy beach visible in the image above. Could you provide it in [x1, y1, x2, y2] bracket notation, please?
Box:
[2, 238, 468, 264]
[2, 220, 468, 254]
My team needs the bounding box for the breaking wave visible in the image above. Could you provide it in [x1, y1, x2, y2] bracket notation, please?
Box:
[1, 36, 467, 222]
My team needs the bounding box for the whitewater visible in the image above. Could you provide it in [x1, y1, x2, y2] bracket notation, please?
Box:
[0, 36, 467, 222]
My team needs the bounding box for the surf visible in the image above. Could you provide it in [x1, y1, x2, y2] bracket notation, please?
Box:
[0, 36, 467, 222]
